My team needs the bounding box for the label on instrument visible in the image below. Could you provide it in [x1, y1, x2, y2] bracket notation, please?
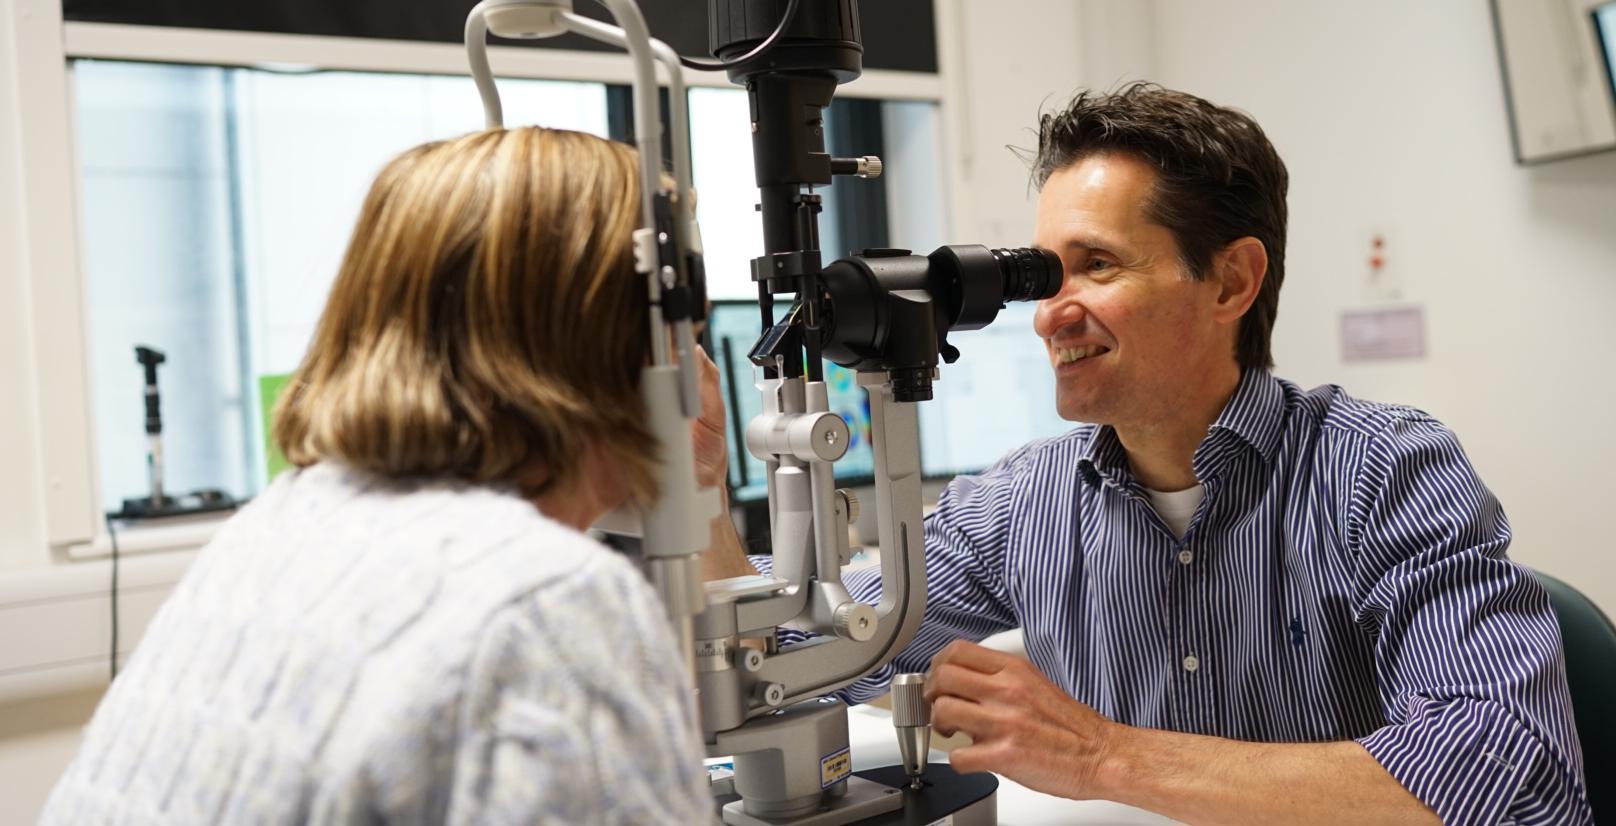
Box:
[923, 818, 954, 826]
[819, 747, 851, 788]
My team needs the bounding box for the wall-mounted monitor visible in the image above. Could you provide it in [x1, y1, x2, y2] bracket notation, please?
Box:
[1491, 0, 1616, 163]
[1597, 3, 1616, 102]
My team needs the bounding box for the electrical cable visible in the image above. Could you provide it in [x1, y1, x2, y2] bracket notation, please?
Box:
[675, 0, 799, 71]
[107, 513, 120, 681]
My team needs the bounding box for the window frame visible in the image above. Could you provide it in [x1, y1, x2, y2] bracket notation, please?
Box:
[13, 18, 944, 564]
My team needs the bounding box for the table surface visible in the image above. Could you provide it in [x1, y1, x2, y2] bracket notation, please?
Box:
[844, 704, 1180, 826]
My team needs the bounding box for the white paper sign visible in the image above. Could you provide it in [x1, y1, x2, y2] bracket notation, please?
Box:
[1340, 306, 1426, 362]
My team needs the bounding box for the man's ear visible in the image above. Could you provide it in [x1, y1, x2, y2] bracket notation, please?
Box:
[1212, 237, 1267, 323]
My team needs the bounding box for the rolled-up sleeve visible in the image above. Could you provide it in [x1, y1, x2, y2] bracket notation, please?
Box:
[1347, 416, 1592, 825]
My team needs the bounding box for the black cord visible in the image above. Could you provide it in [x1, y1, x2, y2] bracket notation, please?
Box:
[107, 513, 120, 682]
[675, 0, 799, 72]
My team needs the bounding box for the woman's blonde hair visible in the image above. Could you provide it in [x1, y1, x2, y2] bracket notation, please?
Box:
[273, 127, 657, 505]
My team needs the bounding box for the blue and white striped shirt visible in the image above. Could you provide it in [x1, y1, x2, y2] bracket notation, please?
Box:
[759, 369, 1592, 825]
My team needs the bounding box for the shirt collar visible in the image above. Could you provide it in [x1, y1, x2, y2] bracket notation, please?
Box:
[1076, 368, 1286, 489]
[1075, 423, 1130, 489]
[1200, 367, 1286, 467]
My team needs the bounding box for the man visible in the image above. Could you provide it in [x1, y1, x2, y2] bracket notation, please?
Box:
[700, 83, 1592, 824]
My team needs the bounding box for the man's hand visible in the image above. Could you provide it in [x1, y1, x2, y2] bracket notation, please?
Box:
[691, 346, 728, 489]
[925, 641, 1440, 826]
[925, 640, 1117, 800]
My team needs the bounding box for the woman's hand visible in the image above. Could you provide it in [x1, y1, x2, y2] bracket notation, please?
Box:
[691, 346, 729, 489]
[691, 345, 757, 581]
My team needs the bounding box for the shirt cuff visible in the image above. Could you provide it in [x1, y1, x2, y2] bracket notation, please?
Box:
[1357, 697, 1540, 825]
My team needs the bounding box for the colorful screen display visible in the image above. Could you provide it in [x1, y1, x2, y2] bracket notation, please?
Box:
[706, 301, 876, 503]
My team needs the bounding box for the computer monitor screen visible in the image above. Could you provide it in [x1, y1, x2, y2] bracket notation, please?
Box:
[708, 300, 1070, 499]
[919, 302, 1072, 479]
[1598, 4, 1616, 102]
[706, 300, 876, 504]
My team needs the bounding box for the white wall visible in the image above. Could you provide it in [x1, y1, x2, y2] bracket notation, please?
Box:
[4, 0, 100, 557]
[935, 0, 1084, 246]
[0, 1, 50, 569]
[1136, 0, 1616, 612]
[0, 7, 81, 821]
[936, 0, 1616, 615]
[0, 690, 101, 823]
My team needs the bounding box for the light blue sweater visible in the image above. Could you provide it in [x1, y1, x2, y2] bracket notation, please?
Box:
[42, 463, 712, 824]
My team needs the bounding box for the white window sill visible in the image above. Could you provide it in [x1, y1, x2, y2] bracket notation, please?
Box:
[61, 511, 229, 561]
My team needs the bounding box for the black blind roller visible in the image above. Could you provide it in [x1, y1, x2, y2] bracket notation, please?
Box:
[62, 1, 937, 73]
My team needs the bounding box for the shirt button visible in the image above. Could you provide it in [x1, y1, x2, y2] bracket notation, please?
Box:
[1183, 654, 1200, 672]
[1177, 549, 1194, 565]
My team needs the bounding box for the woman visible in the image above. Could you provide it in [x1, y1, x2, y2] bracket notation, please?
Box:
[42, 127, 716, 824]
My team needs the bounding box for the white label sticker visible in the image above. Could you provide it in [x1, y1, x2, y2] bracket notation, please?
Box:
[924, 817, 954, 826]
[819, 747, 851, 788]
[1340, 305, 1426, 362]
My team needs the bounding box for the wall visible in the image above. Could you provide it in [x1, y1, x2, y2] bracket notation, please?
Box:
[0, 0, 48, 569]
[0, 6, 76, 822]
[934, 0, 1084, 246]
[936, 0, 1616, 614]
[1139, 0, 1616, 612]
[0, 690, 101, 823]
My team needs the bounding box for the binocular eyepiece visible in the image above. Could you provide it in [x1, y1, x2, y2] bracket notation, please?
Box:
[817, 245, 1061, 402]
[991, 246, 1065, 304]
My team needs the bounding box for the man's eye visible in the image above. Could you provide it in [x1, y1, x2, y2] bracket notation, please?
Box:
[1086, 258, 1114, 273]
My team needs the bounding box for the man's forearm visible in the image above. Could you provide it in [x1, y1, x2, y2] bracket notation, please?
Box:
[701, 501, 760, 581]
[1097, 727, 1437, 826]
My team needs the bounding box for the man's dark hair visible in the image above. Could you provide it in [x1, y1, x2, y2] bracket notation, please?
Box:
[1034, 82, 1288, 370]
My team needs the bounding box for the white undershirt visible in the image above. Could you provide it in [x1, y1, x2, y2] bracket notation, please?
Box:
[1145, 484, 1205, 539]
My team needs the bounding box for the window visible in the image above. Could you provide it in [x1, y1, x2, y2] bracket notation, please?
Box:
[76, 59, 611, 510]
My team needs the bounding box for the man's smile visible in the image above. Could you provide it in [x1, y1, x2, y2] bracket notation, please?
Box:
[1054, 344, 1111, 365]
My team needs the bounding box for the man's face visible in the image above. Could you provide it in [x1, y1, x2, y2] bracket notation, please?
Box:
[1031, 153, 1230, 429]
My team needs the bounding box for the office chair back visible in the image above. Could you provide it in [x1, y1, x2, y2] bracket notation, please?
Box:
[1535, 570, 1615, 823]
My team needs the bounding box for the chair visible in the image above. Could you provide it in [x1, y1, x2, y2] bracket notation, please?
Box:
[1535, 570, 1616, 823]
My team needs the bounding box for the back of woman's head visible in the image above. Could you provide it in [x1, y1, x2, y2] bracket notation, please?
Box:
[273, 126, 657, 504]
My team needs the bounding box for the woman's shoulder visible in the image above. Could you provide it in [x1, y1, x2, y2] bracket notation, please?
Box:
[250, 463, 608, 565]
[207, 463, 646, 651]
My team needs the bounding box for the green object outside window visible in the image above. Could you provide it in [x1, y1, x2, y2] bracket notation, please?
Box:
[259, 373, 292, 483]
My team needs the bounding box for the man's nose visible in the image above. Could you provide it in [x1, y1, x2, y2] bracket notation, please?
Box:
[1034, 276, 1086, 339]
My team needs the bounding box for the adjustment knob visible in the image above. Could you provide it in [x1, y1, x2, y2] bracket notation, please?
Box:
[837, 488, 860, 525]
[891, 673, 929, 727]
[754, 681, 786, 707]
[734, 646, 764, 673]
[833, 602, 878, 642]
[830, 155, 884, 179]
